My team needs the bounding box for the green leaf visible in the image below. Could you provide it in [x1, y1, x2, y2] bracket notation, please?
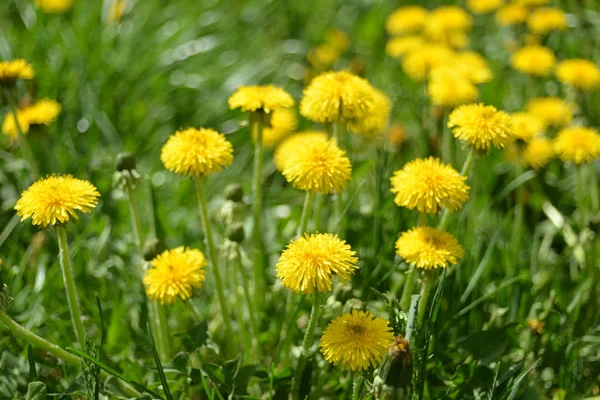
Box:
[505, 359, 541, 400]
[25, 382, 46, 400]
[27, 344, 37, 382]
[147, 323, 174, 400]
[457, 323, 517, 365]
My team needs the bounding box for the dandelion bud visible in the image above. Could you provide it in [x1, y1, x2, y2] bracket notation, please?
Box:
[225, 183, 244, 203]
[143, 238, 165, 262]
[226, 222, 245, 243]
[116, 152, 137, 172]
[374, 336, 413, 399]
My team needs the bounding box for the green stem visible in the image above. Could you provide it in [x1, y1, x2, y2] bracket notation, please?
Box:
[417, 275, 433, 325]
[126, 185, 145, 253]
[252, 114, 266, 309]
[372, 147, 388, 256]
[333, 121, 346, 238]
[314, 194, 324, 232]
[575, 165, 587, 230]
[195, 177, 233, 342]
[438, 147, 477, 231]
[399, 268, 417, 311]
[298, 191, 315, 236]
[590, 165, 599, 213]
[509, 162, 524, 322]
[230, 255, 250, 362]
[441, 108, 452, 164]
[56, 225, 86, 348]
[235, 247, 259, 342]
[9, 99, 40, 179]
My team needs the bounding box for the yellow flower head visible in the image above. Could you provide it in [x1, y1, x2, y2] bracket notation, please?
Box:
[143, 247, 207, 305]
[325, 28, 351, 53]
[426, 6, 473, 32]
[0, 59, 34, 86]
[526, 97, 574, 127]
[388, 123, 408, 149]
[390, 157, 470, 214]
[395, 226, 465, 269]
[282, 139, 351, 194]
[320, 310, 395, 371]
[2, 111, 30, 139]
[22, 99, 62, 127]
[528, 8, 567, 35]
[161, 128, 233, 178]
[228, 85, 295, 114]
[556, 59, 600, 91]
[276, 233, 358, 294]
[347, 88, 391, 137]
[402, 45, 454, 82]
[385, 36, 426, 59]
[107, 0, 127, 25]
[516, 0, 548, 5]
[511, 112, 545, 142]
[35, 0, 72, 13]
[523, 137, 554, 169]
[468, 0, 503, 14]
[273, 131, 328, 172]
[256, 108, 298, 148]
[553, 126, 600, 165]
[449, 103, 514, 150]
[452, 51, 493, 84]
[386, 6, 428, 36]
[428, 68, 479, 108]
[496, 4, 528, 25]
[308, 44, 341, 69]
[511, 45, 556, 77]
[14, 175, 100, 227]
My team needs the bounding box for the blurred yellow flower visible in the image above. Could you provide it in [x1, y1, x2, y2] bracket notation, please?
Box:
[511, 112, 545, 142]
[143, 247, 207, 305]
[161, 128, 234, 177]
[273, 131, 328, 172]
[347, 88, 391, 137]
[320, 310, 394, 371]
[390, 157, 470, 214]
[527, 8, 567, 35]
[325, 28, 350, 52]
[553, 126, 600, 165]
[556, 59, 600, 91]
[22, 99, 61, 127]
[282, 139, 351, 194]
[523, 137, 554, 168]
[526, 97, 574, 127]
[256, 108, 298, 148]
[496, 4, 528, 26]
[386, 6, 428, 36]
[511, 45, 556, 77]
[0, 59, 34, 86]
[15, 175, 100, 227]
[388, 123, 408, 149]
[395, 226, 464, 269]
[35, 0, 72, 14]
[516, 0, 549, 5]
[308, 44, 340, 69]
[428, 68, 479, 108]
[452, 52, 493, 84]
[385, 36, 426, 59]
[276, 233, 358, 294]
[107, 0, 126, 25]
[449, 103, 514, 150]
[423, 6, 472, 48]
[468, 0, 503, 14]
[228, 85, 295, 114]
[2, 111, 30, 139]
[402, 45, 454, 81]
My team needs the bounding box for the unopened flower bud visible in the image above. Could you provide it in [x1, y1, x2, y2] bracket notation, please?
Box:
[225, 183, 244, 203]
[226, 222, 245, 243]
[143, 238, 166, 261]
[374, 336, 413, 399]
[116, 152, 137, 172]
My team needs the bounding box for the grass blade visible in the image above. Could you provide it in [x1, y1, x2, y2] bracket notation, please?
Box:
[27, 344, 37, 382]
[147, 323, 174, 400]
[95, 294, 104, 400]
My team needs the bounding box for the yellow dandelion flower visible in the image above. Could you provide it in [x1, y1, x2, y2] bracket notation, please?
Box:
[276, 233, 358, 294]
[325, 28, 350, 53]
[395, 226, 464, 269]
[553, 126, 600, 165]
[428, 68, 479, 108]
[402, 45, 454, 82]
[468, 0, 503, 14]
[511, 112, 545, 142]
[496, 4, 528, 25]
[308, 44, 341, 69]
[556, 59, 600, 91]
[511, 45, 556, 77]
[388, 123, 407, 149]
[107, 0, 127, 25]
[256, 108, 298, 148]
[390, 157, 470, 214]
[386, 6, 428, 36]
[273, 131, 328, 172]
[347, 88, 391, 137]
[228, 85, 295, 114]
[452, 51, 493, 84]
[14, 175, 100, 227]
[526, 97, 574, 127]
[516, 0, 548, 5]
[320, 310, 394, 371]
[2, 111, 30, 139]
[143, 247, 207, 305]
[282, 139, 351, 194]
[449, 103, 514, 150]
[523, 137, 554, 169]
[161, 127, 234, 178]
[22, 99, 61, 127]
[385, 36, 426, 59]
[35, 0, 72, 13]
[427, 6, 473, 32]
[528, 8, 567, 35]
[0, 59, 34, 86]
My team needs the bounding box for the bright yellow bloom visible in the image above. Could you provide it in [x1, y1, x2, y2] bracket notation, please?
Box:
[556, 59, 600, 91]
[161, 128, 233, 177]
[143, 247, 207, 305]
[468, 0, 503, 14]
[402, 45, 454, 82]
[452, 51, 493, 84]
[523, 137, 554, 168]
[448, 103, 514, 150]
[428, 68, 479, 108]
[511, 45, 556, 77]
[553, 126, 600, 165]
[526, 97, 574, 127]
[325, 28, 351, 52]
[496, 4, 528, 26]
[390, 157, 470, 214]
[228, 85, 295, 114]
[426, 6, 472, 32]
[388, 123, 408, 149]
[35, 0, 72, 13]
[528, 8, 567, 35]
[2, 111, 30, 138]
[256, 108, 298, 148]
[511, 112, 545, 142]
[0, 59, 34, 85]
[516, 0, 548, 5]
[308, 44, 341, 69]
[395, 226, 464, 269]
[273, 131, 328, 172]
[14, 175, 100, 227]
[385, 36, 426, 59]
[386, 6, 428, 36]
[347, 88, 391, 137]
[22, 99, 61, 127]
[282, 139, 351, 194]
[276, 233, 358, 294]
[107, 0, 127, 25]
[320, 310, 394, 371]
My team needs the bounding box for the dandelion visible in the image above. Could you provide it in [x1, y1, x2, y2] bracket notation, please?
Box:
[385, 36, 426, 59]
[256, 108, 298, 148]
[402, 45, 454, 82]
[282, 139, 351, 195]
[527, 8, 567, 35]
[107, 0, 127, 25]
[274, 131, 328, 171]
[467, 0, 503, 14]
[523, 137, 554, 169]
[35, 0, 72, 13]
[496, 4, 528, 26]
[388, 124, 407, 149]
[390, 157, 470, 214]
[426, 6, 472, 33]
[452, 51, 493, 84]
[428, 69, 479, 108]
[511, 45, 556, 77]
[511, 112, 545, 142]
[395, 226, 464, 269]
[308, 44, 341, 69]
[516, 0, 548, 5]
[161, 128, 233, 178]
[325, 28, 350, 52]
[143, 247, 207, 305]
[448, 103, 514, 151]
[0, 59, 34, 86]
[2, 111, 30, 139]
[386, 6, 428, 36]
[554, 126, 600, 165]
[22, 99, 61, 126]
[276, 233, 358, 294]
[228, 85, 294, 114]
[319, 310, 394, 371]
[347, 88, 391, 137]
[556, 59, 600, 91]
[526, 97, 574, 127]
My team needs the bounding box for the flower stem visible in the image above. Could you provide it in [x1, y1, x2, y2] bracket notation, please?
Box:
[417, 274, 433, 324]
[575, 165, 587, 230]
[9, 98, 40, 179]
[252, 114, 266, 309]
[230, 254, 249, 362]
[234, 247, 261, 360]
[56, 225, 86, 348]
[333, 121, 346, 238]
[126, 185, 145, 255]
[298, 191, 314, 236]
[195, 177, 234, 342]
[438, 147, 476, 231]
[441, 108, 452, 164]
[399, 268, 417, 311]
[509, 162, 524, 322]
